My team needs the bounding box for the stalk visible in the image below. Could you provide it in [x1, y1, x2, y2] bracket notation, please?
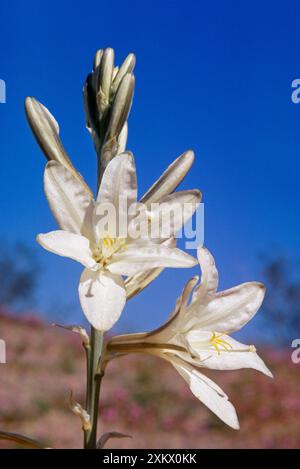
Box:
[84, 142, 105, 448]
[82, 49, 134, 448]
[84, 328, 104, 448]
[83, 130, 105, 448]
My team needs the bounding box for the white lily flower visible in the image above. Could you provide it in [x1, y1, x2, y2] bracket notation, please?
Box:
[125, 149, 197, 297]
[108, 247, 272, 429]
[37, 152, 198, 331]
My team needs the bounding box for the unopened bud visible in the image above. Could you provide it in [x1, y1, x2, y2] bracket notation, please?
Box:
[97, 48, 114, 115]
[93, 49, 103, 71]
[25, 97, 92, 196]
[112, 66, 119, 81]
[117, 122, 128, 154]
[111, 53, 136, 96]
[140, 150, 195, 206]
[106, 73, 134, 140]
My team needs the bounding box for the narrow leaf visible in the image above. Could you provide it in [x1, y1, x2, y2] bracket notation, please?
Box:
[0, 431, 50, 449]
[97, 432, 132, 449]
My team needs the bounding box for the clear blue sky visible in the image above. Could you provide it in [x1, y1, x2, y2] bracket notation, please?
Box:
[0, 0, 299, 340]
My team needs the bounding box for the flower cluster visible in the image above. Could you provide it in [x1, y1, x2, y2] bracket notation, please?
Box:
[37, 153, 199, 330]
[22, 46, 272, 443]
[107, 247, 272, 429]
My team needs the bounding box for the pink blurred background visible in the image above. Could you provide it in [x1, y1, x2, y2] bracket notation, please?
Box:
[0, 311, 299, 449]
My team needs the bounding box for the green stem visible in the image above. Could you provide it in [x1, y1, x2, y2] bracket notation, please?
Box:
[84, 327, 104, 449]
[83, 99, 113, 449]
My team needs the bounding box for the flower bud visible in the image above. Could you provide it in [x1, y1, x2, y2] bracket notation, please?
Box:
[117, 122, 128, 154]
[96, 47, 114, 116]
[110, 53, 136, 96]
[25, 97, 92, 195]
[106, 73, 135, 141]
[93, 48, 103, 71]
[83, 75, 101, 152]
[112, 66, 119, 81]
[141, 150, 195, 206]
[93, 49, 103, 94]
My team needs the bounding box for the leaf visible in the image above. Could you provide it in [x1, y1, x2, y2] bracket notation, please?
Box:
[96, 432, 132, 449]
[0, 431, 50, 449]
[53, 323, 90, 346]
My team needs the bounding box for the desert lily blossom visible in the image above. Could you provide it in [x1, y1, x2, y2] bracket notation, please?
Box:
[37, 152, 199, 331]
[107, 247, 273, 429]
[125, 149, 197, 297]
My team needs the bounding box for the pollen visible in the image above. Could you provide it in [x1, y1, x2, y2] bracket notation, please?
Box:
[209, 332, 233, 355]
[93, 233, 126, 265]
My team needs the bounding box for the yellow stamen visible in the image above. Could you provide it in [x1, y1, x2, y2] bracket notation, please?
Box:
[209, 332, 233, 355]
[93, 233, 126, 265]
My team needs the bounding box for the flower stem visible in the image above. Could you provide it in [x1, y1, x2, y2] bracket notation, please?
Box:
[84, 327, 104, 449]
[83, 85, 115, 448]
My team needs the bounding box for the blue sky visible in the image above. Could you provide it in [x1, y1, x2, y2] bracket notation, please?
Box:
[0, 0, 299, 341]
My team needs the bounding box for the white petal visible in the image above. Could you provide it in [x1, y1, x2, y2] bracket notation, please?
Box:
[145, 276, 199, 344]
[140, 150, 195, 205]
[186, 331, 273, 377]
[191, 247, 219, 304]
[169, 357, 239, 430]
[44, 161, 94, 239]
[191, 281, 266, 334]
[108, 244, 197, 276]
[78, 270, 126, 331]
[96, 152, 137, 237]
[124, 238, 177, 299]
[37, 231, 96, 269]
[125, 267, 164, 299]
[142, 190, 201, 240]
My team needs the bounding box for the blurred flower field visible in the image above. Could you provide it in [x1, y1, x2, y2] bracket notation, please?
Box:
[0, 311, 299, 449]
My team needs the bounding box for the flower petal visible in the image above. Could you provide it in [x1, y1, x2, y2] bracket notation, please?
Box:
[37, 231, 96, 269]
[191, 247, 219, 304]
[108, 244, 197, 276]
[140, 150, 195, 205]
[95, 152, 137, 237]
[78, 269, 126, 331]
[125, 238, 176, 299]
[169, 356, 239, 430]
[143, 276, 199, 344]
[185, 331, 273, 377]
[191, 281, 266, 334]
[142, 190, 201, 240]
[125, 267, 164, 299]
[44, 161, 94, 239]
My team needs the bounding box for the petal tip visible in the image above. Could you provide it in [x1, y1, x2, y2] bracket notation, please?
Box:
[265, 367, 274, 379]
[183, 149, 195, 164]
[36, 233, 43, 245]
[232, 421, 240, 431]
